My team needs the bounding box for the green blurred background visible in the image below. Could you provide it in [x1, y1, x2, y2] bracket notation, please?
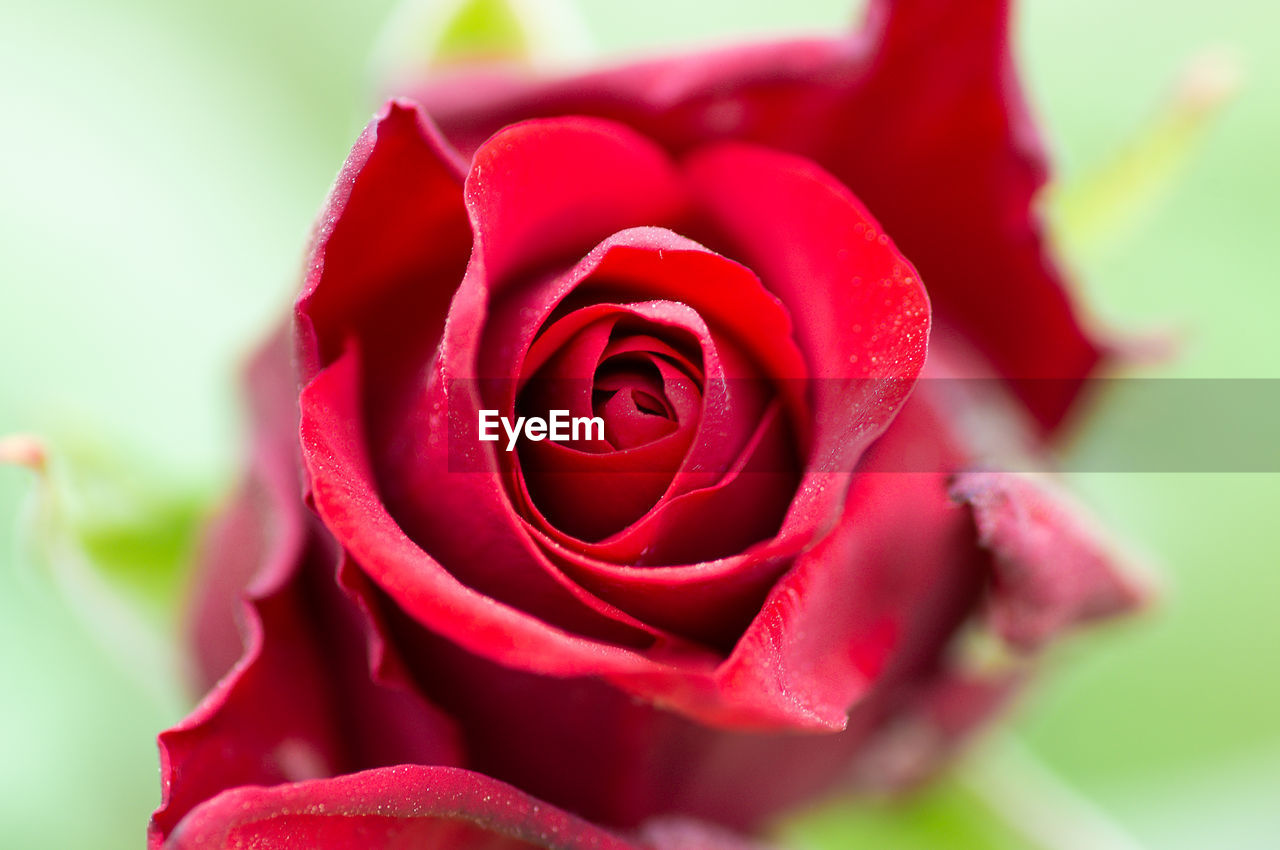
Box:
[1, 1, 1276, 848]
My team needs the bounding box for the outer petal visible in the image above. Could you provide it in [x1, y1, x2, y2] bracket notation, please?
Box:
[187, 326, 305, 689]
[832, 0, 1104, 430]
[355, 569, 997, 832]
[165, 766, 768, 850]
[343, 382, 1148, 830]
[296, 99, 470, 378]
[152, 543, 462, 847]
[153, 333, 462, 848]
[407, 0, 1107, 430]
[711, 406, 985, 731]
[951, 471, 1152, 650]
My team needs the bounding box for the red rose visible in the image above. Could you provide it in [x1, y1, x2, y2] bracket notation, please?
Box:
[152, 1, 1147, 847]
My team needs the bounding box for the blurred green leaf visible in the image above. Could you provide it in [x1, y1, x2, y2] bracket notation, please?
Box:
[436, 0, 528, 63]
[373, 0, 591, 87]
[25, 435, 209, 613]
[3, 432, 212, 716]
[1049, 50, 1241, 259]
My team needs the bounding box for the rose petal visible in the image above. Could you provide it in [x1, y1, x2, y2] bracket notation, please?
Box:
[465, 117, 688, 288]
[477, 226, 807, 459]
[296, 99, 470, 379]
[408, 0, 1108, 430]
[536, 403, 798, 647]
[479, 144, 930, 659]
[188, 325, 305, 688]
[520, 347, 701, 540]
[302, 343, 707, 662]
[711, 396, 986, 731]
[167, 331, 458, 846]
[155, 412, 462, 850]
[152, 549, 465, 848]
[305, 344, 887, 728]
[380, 225, 808, 655]
[517, 299, 759, 542]
[341, 131, 734, 643]
[365, 577, 996, 831]
[519, 311, 628, 436]
[838, 0, 1104, 429]
[950, 470, 1152, 651]
[165, 766, 642, 850]
[686, 141, 929, 552]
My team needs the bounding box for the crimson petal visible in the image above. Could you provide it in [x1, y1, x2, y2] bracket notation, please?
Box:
[166, 765, 690, 849]
[686, 141, 929, 550]
[407, 0, 1108, 430]
[296, 99, 470, 379]
[154, 339, 462, 849]
[951, 471, 1152, 650]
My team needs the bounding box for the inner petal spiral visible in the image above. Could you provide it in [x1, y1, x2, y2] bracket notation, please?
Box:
[513, 312, 708, 541]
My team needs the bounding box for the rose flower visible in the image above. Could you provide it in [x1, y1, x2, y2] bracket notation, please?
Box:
[151, 1, 1147, 847]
